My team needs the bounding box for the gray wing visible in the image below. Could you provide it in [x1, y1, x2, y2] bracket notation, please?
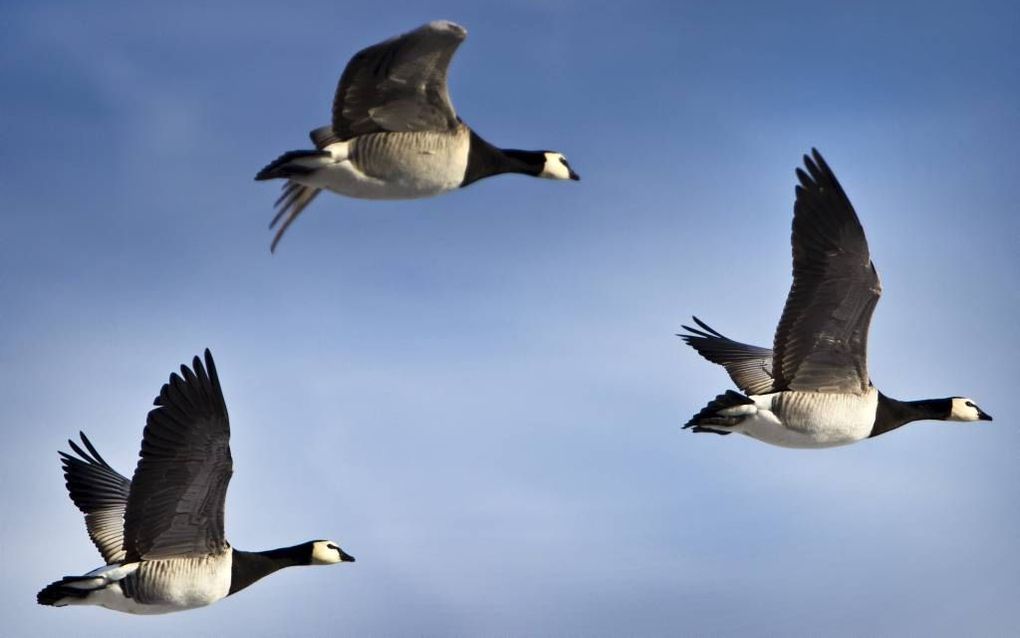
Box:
[771, 149, 882, 394]
[332, 20, 467, 139]
[678, 317, 776, 396]
[59, 432, 132, 564]
[122, 350, 233, 561]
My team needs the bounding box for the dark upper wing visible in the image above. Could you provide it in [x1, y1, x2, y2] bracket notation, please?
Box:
[679, 317, 777, 396]
[771, 149, 882, 394]
[122, 350, 233, 561]
[59, 432, 132, 564]
[332, 20, 467, 139]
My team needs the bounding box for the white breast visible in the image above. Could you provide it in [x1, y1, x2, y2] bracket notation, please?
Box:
[737, 388, 879, 449]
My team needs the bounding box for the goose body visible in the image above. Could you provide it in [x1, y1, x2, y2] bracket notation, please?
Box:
[37, 351, 354, 614]
[679, 150, 991, 448]
[696, 389, 880, 448]
[255, 20, 579, 252]
[292, 127, 472, 201]
[55, 556, 231, 615]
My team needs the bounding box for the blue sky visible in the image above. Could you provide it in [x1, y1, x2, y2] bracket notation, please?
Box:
[2, 0, 1018, 635]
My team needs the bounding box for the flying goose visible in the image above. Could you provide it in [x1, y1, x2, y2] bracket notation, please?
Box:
[37, 350, 355, 614]
[255, 20, 580, 252]
[679, 149, 991, 448]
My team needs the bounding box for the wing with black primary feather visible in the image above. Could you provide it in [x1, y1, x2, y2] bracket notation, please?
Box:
[332, 21, 467, 138]
[679, 317, 776, 396]
[122, 350, 233, 561]
[59, 432, 132, 563]
[771, 149, 882, 394]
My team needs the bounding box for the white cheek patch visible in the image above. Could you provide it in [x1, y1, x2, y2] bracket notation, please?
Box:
[310, 543, 334, 565]
[949, 399, 978, 421]
[540, 152, 573, 180]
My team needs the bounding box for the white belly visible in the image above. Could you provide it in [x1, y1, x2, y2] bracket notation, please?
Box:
[304, 159, 459, 200]
[89, 582, 200, 615]
[737, 389, 878, 449]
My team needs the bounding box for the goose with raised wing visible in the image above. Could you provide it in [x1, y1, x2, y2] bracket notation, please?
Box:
[37, 350, 354, 614]
[679, 150, 991, 448]
[255, 20, 579, 252]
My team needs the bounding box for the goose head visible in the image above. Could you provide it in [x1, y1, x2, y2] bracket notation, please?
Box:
[948, 397, 993, 422]
[539, 152, 580, 181]
[308, 540, 356, 565]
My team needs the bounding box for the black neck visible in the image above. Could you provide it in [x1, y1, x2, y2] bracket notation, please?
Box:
[871, 393, 952, 438]
[229, 544, 309, 596]
[462, 130, 544, 186]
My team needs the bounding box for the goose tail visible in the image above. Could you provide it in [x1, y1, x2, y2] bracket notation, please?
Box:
[255, 149, 331, 181]
[684, 390, 756, 434]
[37, 562, 139, 607]
[37, 575, 105, 607]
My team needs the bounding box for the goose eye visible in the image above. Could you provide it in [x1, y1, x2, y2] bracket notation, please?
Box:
[327, 543, 339, 551]
[559, 157, 569, 167]
[965, 401, 975, 408]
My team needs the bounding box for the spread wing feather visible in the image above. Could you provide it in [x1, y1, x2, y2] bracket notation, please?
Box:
[332, 21, 467, 138]
[59, 433, 132, 563]
[122, 350, 232, 561]
[679, 317, 776, 396]
[771, 149, 881, 394]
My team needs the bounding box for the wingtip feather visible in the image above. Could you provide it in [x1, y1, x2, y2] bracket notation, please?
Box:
[202, 349, 219, 388]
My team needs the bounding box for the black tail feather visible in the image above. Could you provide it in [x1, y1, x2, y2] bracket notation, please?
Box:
[684, 390, 754, 434]
[37, 576, 97, 606]
[255, 150, 329, 181]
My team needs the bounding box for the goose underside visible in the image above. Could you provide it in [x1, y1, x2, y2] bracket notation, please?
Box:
[37, 554, 232, 615]
[685, 389, 878, 448]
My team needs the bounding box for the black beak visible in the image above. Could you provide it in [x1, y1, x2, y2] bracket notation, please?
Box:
[569, 169, 580, 181]
[339, 549, 356, 562]
[978, 410, 993, 421]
